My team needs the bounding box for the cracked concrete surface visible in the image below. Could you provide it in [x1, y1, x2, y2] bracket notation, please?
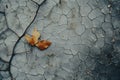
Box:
[0, 0, 120, 80]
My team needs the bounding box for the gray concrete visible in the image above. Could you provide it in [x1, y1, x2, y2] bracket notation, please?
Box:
[0, 0, 120, 80]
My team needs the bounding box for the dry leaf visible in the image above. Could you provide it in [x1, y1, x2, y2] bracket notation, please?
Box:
[36, 40, 51, 50]
[24, 27, 40, 46]
[32, 27, 40, 44]
[24, 34, 35, 46]
[24, 27, 51, 50]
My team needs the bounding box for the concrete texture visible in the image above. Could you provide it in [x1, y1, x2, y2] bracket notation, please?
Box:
[0, 0, 120, 80]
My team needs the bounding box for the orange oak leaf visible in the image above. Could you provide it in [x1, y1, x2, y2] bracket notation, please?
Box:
[36, 40, 52, 50]
[24, 27, 51, 50]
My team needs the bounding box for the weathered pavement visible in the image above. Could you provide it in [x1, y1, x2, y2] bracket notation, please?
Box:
[0, 0, 120, 80]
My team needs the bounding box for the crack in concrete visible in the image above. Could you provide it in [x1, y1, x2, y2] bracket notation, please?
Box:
[0, 0, 47, 80]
